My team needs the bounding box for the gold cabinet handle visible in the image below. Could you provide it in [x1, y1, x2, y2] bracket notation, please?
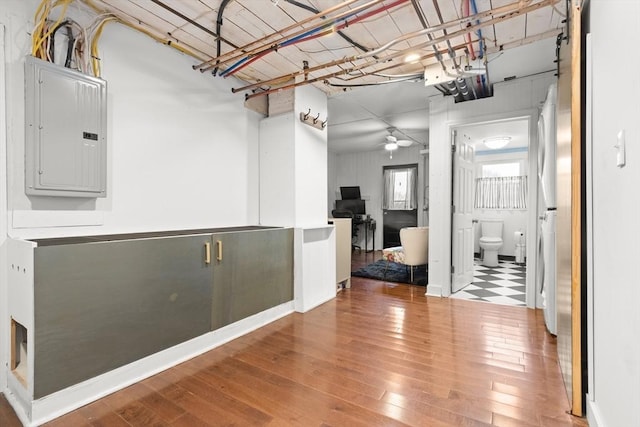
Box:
[204, 242, 211, 264]
[216, 240, 223, 261]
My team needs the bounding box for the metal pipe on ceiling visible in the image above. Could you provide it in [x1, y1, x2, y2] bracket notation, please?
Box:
[235, 0, 560, 96]
[195, 0, 378, 71]
[463, 0, 477, 60]
[337, 41, 469, 81]
[231, 0, 548, 93]
[205, 0, 403, 74]
[410, 0, 447, 71]
[149, 0, 238, 49]
[221, 0, 408, 78]
[284, 0, 370, 54]
[431, 0, 459, 68]
[243, 43, 471, 100]
[325, 74, 423, 88]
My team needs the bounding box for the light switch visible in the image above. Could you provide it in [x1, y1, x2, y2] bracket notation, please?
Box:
[615, 130, 626, 168]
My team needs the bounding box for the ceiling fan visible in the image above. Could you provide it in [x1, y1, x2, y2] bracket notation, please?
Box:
[383, 127, 415, 157]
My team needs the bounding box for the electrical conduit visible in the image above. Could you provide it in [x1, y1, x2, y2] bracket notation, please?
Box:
[220, 0, 407, 77]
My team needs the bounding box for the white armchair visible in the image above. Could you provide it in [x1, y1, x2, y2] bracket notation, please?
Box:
[382, 227, 429, 283]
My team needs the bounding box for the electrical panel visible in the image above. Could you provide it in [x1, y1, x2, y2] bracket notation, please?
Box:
[25, 56, 107, 198]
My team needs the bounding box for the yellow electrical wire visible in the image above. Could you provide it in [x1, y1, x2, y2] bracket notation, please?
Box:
[90, 17, 116, 77]
[32, 0, 73, 58]
[32, 0, 51, 58]
[32, 0, 209, 76]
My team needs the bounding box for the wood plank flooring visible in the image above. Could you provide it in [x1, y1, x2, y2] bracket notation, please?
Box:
[2, 251, 588, 426]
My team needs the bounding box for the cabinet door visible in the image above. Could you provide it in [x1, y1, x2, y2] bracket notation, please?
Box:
[33, 235, 212, 398]
[211, 228, 293, 330]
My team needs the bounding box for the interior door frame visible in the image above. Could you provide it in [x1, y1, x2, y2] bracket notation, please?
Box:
[446, 112, 540, 308]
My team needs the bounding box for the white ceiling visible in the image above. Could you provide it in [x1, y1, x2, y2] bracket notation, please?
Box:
[459, 118, 529, 150]
[327, 35, 556, 153]
[85, 0, 564, 153]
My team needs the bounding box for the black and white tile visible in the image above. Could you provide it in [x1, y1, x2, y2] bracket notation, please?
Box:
[451, 260, 526, 307]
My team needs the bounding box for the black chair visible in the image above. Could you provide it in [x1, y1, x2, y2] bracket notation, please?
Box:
[331, 209, 361, 252]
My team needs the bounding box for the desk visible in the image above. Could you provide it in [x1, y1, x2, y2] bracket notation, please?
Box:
[354, 217, 376, 252]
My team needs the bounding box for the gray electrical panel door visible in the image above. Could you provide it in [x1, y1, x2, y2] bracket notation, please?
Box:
[25, 56, 107, 197]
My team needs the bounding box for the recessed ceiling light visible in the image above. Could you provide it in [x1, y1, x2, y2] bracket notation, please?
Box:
[404, 53, 420, 63]
[483, 136, 511, 149]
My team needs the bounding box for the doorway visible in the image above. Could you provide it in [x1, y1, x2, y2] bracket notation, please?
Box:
[450, 119, 532, 307]
[382, 164, 418, 248]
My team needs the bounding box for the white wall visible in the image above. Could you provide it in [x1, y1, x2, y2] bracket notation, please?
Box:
[330, 145, 425, 250]
[260, 85, 328, 228]
[587, 1, 640, 426]
[3, 0, 261, 241]
[428, 73, 554, 298]
[293, 85, 328, 228]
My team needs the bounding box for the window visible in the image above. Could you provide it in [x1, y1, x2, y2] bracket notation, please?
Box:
[383, 166, 417, 210]
[481, 162, 520, 178]
[475, 162, 527, 209]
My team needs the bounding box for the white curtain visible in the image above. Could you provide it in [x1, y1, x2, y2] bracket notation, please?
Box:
[474, 176, 528, 209]
[383, 167, 417, 210]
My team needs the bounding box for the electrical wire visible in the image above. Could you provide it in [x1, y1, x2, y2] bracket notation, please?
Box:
[325, 74, 422, 88]
[32, 0, 73, 58]
[220, 0, 407, 78]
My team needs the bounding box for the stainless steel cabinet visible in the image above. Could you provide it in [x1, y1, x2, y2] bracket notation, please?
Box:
[33, 234, 213, 398]
[26, 226, 293, 399]
[211, 228, 294, 330]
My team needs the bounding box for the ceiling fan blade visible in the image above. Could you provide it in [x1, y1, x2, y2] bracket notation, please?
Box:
[397, 139, 414, 147]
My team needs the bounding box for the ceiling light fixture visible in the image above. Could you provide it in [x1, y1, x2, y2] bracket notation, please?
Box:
[385, 142, 399, 151]
[404, 53, 420, 63]
[483, 136, 511, 149]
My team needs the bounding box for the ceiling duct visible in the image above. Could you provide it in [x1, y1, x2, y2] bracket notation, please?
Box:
[425, 58, 491, 103]
[423, 58, 486, 87]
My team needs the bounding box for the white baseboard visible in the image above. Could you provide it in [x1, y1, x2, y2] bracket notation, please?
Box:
[587, 397, 605, 427]
[295, 292, 335, 313]
[426, 283, 442, 297]
[7, 301, 294, 426]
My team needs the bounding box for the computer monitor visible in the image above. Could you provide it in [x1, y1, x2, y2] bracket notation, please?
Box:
[340, 186, 361, 200]
[335, 199, 366, 215]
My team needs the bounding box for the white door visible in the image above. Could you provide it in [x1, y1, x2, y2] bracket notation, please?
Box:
[452, 131, 475, 293]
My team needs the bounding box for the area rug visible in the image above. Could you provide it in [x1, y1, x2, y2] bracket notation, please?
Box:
[352, 259, 428, 286]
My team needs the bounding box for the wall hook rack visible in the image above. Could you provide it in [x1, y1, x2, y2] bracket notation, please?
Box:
[299, 109, 327, 130]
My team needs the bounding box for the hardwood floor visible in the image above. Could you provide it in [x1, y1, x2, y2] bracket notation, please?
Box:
[2, 250, 587, 426]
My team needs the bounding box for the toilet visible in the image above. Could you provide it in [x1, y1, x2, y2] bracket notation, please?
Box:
[479, 219, 503, 267]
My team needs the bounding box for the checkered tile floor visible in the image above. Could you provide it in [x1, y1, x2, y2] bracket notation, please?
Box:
[450, 259, 526, 307]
